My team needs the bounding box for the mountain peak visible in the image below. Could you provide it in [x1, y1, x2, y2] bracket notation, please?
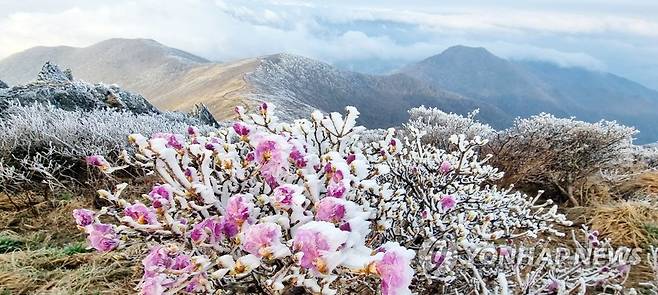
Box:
[440, 45, 497, 59]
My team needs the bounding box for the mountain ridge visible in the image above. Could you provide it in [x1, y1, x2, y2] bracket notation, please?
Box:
[1, 39, 657, 142]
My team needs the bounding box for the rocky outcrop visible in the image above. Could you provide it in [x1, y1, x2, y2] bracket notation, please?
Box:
[0, 80, 7, 89]
[0, 62, 157, 114]
[189, 103, 220, 127]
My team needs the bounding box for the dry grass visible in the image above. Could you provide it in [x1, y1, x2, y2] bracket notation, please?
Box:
[0, 193, 145, 295]
[589, 201, 658, 248]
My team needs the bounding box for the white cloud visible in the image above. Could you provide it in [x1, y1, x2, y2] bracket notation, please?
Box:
[1, 0, 658, 88]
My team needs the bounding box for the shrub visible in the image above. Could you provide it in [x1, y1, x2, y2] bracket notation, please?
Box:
[76, 104, 633, 294]
[405, 106, 494, 150]
[485, 113, 636, 206]
[0, 104, 215, 200]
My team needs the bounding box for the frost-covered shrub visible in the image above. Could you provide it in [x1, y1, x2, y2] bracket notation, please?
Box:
[406, 106, 494, 149]
[76, 104, 414, 294]
[632, 145, 658, 168]
[378, 126, 630, 294]
[78, 104, 635, 294]
[0, 104, 214, 196]
[486, 113, 636, 206]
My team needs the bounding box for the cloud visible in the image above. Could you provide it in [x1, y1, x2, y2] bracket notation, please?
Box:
[0, 0, 657, 88]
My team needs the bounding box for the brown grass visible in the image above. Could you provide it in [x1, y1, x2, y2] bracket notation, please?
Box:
[0, 193, 145, 295]
[589, 201, 658, 248]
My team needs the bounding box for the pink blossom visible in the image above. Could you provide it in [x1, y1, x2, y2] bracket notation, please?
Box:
[289, 147, 307, 168]
[375, 243, 415, 295]
[187, 126, 199, 137]
[142, 245, 192, 278]
[254, 139, 287, 183]
[547, 279, 560, 292]
[124, 203, 160, 225]
[233, 122, 250, 137]
[346, 154, 356, 164]
[272, 185, 302, 209]
[226, 194, 252, 225]
[315, 197, 346, 223]
[189, 218, 224, 244]
[147, 184, 172, 209]
[440, 195, 456, 210]
[72, 208, 95, 227]
[85, 155, 109, 170]
[87, 223, 119, 252]
[241, 223, 284, 258]
[152, 133, 184, 149]
[433, 252, 446, 266]
[259, 102, 268, 115]
[140, 275, 165, 295]
[439, 160, 452, 174]
[293, 221, 348, 274]
[326, 169, 347, 198]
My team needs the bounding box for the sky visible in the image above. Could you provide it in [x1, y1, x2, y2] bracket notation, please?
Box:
[1, 0, 658, 89]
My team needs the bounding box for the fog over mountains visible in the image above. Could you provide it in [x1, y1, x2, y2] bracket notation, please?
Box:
[1, 38, 657, 143]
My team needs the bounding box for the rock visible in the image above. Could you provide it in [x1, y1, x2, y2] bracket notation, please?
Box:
[0, 62, 158, 114]
[36, 61, 73, 83]
[0, 80, 7, 89]
[189, 103, 220, 126]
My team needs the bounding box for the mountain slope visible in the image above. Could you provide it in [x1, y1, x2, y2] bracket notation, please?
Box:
[400, 46, 658, 142]
[246, 53, 507, 127]
[2, 40, 657, 142]
[0, 39, 506, 128]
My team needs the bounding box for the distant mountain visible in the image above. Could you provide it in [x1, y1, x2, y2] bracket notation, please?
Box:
[0, 39, 506, 128]
[1, 39, 657, 142]
[401, 45, 658, 142]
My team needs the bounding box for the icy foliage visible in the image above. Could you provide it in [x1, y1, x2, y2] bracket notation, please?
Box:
[486, 113, 636, 206]
[406, 106, 494, 149]
[78, 104, 414, 294]
[376, 126, 631, 294]
[77, 104, 636, 294]
[632, 145, 658, 168]
[0, 104, 214, 195]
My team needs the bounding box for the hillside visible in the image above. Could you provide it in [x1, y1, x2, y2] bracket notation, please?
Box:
[1, 39, 658, 142]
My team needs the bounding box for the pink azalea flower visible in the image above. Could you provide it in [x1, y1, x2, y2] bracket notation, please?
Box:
[124, 203, 160, 225]
[147, 184, 172, 209]
[293, 221, 348, 274]
[315, 197, 346, 223]
[289, 147, 307, 168]
[87, 223, 119, 252]
[241, 223, 284, 258]
[440, 195, 456, 210]
[142, 245, 192, 278]
[226, 194, 252, 225]
[547, 279, 560, 292]
[433, 252, 446, 266]
[152, 133, 184, 149]
[140, 275, 165, 295]
[326, 169, 347, 198]
[72, 208, 95, 227]
[375, 243, 415, 295]
[346, 154, 356, 164]
[271, 185, 303, 209]
[233, 122, 250, 137]
[85, 155, 109, 170]
[189, 218, 224, 244]
[439, 160, 452, 174]
[259, 102, 268, 115]
[187, 126, 199, 137]
[254, 139, 287, 184]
